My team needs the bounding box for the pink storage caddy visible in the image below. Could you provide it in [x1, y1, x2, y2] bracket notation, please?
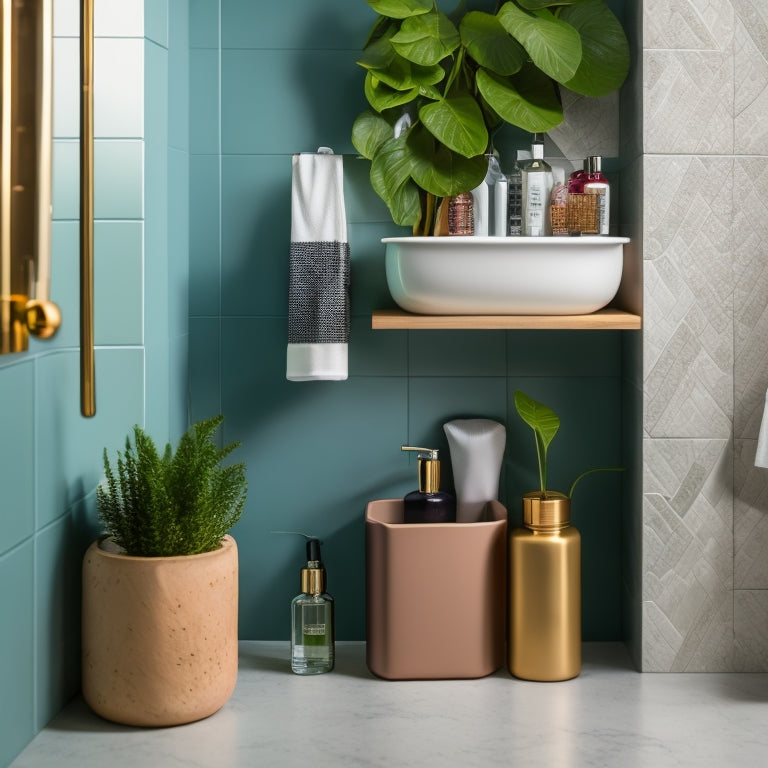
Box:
[365, 498, 507, 680]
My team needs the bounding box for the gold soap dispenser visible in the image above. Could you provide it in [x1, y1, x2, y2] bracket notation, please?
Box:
[508, 491, 581, 681]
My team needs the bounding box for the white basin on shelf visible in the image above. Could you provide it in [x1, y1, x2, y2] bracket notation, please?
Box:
[383, 236, 629, 315]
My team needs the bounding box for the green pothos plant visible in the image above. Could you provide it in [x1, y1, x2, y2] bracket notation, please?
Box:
[351, 0, 630, 234]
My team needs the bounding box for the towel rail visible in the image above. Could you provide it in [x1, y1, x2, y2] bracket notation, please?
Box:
[80, 0, 95, 416]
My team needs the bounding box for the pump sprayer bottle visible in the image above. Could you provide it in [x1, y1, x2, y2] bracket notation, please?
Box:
[401, 446, 456, 523]
[291, 537, 335, 675]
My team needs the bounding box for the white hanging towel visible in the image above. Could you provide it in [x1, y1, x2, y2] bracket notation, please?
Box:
[286, 148, 350, 381]
[756, 388, 768, 467]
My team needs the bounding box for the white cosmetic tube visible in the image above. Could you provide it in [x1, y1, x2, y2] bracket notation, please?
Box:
[444, 418, 506, 523]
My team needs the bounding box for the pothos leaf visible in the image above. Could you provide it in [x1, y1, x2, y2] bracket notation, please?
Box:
[366, 0, 432, 20]
[418, 96, 489, 158]
[497, 2, 582, 84]
[390, 9, 461, 66]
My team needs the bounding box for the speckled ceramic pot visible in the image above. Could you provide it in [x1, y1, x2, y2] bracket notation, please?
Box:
[81, 535, 239, 727]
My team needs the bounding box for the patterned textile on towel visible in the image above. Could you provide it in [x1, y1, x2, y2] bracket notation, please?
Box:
[286, 150, 350, 381]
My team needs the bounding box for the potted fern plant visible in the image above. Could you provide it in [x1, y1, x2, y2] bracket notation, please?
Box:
[352, 0, 630, 234]
[81, 415, 247, 727]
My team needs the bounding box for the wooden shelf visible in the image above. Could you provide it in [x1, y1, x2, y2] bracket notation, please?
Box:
[371, 307, 642, 330]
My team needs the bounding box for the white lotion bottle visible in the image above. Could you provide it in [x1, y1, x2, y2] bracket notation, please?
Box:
[522, 137, 552, 236]
[470, 154, 495, 236]
[443, 419, 506, 523]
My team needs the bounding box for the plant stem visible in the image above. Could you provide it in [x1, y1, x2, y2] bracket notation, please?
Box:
[568, 467, 625, 499]
[444, 46, 464, 97]
[424, 193, 436, 235]
[535, 432, 547, 493]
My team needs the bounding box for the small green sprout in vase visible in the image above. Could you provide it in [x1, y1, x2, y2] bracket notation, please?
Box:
[514, 389, 624, 498]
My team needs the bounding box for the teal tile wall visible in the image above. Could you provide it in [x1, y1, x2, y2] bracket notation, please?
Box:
[189, 155, 221, 315]
[0, 2, 189, 762]
[0, 544, 35, 766]
[0, 363, 35, 550]
[188, 0, 632, 643]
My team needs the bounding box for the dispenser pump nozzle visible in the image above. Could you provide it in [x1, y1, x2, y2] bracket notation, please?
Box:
[401, 445, 439, 461]
[301, 538, 326, 595]
[306, 537, 322, 565]
[401, 445, 441, 493]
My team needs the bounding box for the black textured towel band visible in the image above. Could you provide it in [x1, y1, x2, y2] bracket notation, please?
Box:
[288, 241, 350, 344]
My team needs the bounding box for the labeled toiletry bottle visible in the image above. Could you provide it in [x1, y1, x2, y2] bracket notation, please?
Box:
[448, 193, 474, 236]
[522, 137, 552, 236]
[291, 538, 335, 675]
[584, 156, 610, 235]
[401, 446, 456, 523]
[506, 150, 529, 236]
[508, 492, 581, 681]
[549, 167, 568, 236]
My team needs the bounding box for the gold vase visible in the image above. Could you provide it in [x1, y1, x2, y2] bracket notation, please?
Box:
[508, 491, 581, 681]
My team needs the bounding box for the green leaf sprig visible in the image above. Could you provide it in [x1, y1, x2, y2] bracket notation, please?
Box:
[514, 389, 624, 498]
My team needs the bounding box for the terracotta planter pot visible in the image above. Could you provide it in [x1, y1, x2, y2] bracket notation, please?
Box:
[82, 535, 239, 726]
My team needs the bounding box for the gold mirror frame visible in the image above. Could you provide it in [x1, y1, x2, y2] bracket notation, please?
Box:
[0, 0, 95, 417]
[0, 0, 60, 354]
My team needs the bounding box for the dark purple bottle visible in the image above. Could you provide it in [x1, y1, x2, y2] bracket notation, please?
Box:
[401, 446, 456, 524]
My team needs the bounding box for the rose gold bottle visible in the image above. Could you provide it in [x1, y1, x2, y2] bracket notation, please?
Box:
[448, 192, 474, 235]
[508, 491, 581, 681]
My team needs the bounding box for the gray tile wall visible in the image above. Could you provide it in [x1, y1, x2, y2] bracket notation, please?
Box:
[641, 0, 768, 670]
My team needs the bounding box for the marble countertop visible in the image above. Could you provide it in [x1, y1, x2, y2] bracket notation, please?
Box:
[12, 642, 768, 768]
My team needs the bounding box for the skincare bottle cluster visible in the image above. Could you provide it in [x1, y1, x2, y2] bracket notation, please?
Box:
[446, 137, 611, 237]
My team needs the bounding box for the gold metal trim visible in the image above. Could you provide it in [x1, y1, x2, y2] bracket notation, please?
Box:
[80, 0, 95, 416]
[301, 566, 326, 596]
[1, 4, 12, 340]
[522, 491, 571, 530]
[0, 0, 60, 354]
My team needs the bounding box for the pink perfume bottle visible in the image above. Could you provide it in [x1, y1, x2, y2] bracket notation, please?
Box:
[568, 160, 587, 193]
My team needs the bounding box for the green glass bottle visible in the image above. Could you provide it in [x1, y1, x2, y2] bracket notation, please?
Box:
[291, 538, 335, 675]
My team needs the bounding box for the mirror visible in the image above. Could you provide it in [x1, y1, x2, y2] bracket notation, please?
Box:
[1, 0, 60, 354]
